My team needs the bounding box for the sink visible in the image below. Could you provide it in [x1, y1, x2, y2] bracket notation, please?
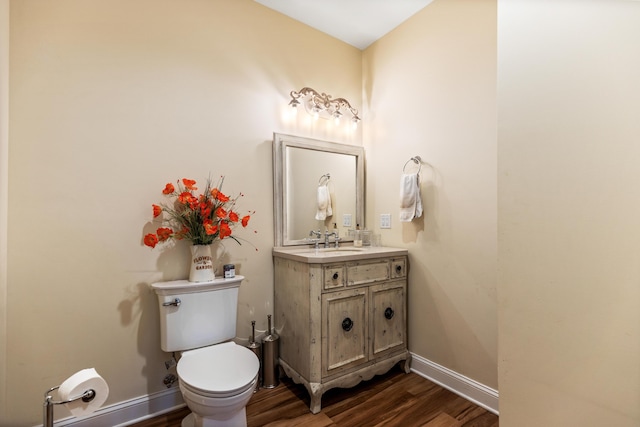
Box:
[321, 247, 364, 252]
[296, 247, 365, 255]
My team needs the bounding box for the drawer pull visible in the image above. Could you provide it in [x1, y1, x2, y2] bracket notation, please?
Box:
[395, 265, 403, 274]
[342, 317, 354, 332]
[384, 307, 395, 320]
[332, 272, 339, 280]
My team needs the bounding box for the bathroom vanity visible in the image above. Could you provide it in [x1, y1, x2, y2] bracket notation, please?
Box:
[273, 246, 411, 414]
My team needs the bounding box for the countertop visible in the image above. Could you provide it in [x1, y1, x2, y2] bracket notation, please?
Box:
[272, 245, 408, 264]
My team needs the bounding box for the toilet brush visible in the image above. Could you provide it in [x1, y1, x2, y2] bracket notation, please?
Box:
[246, 320, 262, 390]
[262, 314, 280, 388]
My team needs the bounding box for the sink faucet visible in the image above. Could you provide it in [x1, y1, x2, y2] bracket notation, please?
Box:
[309, 230, 322, 249]
[325, 231, 340, 248]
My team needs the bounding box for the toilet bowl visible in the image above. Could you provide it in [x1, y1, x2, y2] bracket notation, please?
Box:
[151, 277, 257, 427]
[177, 342, 260, 427]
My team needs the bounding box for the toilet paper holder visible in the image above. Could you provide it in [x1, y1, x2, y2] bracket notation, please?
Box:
[43, 385, 96, 427]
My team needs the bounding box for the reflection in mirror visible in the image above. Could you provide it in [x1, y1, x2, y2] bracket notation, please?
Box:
[273, 133, 364, 246]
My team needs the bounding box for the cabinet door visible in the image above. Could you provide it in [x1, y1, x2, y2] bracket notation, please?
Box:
[370, 281, 406, 358]
[322, 288, 368, 377]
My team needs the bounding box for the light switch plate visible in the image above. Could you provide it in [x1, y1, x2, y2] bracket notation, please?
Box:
[343, 214, 352, 227]
[380, 214, 391, 229]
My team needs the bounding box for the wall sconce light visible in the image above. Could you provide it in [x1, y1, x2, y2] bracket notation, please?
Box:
[289, 87, 361, 128]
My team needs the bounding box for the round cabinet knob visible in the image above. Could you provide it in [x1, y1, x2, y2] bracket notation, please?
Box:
[395, 265, 403, 274]
[384, 307, 395, 320]
[333, 272, 339, 280]
[342, 317, 354, 332]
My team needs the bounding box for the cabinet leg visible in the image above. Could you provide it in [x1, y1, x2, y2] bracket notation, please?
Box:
[400, 353, 412, 374]
[308, 382, 323, 414]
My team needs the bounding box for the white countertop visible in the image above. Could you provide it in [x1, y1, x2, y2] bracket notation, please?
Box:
[272, 245, 408, 263]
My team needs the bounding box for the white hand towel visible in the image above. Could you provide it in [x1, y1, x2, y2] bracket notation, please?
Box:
[399, 173, 423, 222]
[315, 185, 332, 220]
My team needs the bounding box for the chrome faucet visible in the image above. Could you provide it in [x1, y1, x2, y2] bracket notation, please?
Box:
[325, 231, 341, 248]
[309, 230, 322, 249]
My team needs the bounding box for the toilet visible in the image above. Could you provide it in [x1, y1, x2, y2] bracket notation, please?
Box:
[151, 276, 259, 427]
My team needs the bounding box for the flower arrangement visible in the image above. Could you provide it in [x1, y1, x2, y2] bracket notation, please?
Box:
[143, 176, 253, 249]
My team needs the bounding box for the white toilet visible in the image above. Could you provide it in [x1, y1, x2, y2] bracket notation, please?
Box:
[151, 276, 259, 427]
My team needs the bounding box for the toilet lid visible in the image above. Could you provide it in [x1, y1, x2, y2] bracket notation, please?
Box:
[178, 342, 259, 396]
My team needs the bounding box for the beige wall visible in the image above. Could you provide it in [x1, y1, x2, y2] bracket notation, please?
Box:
[0, 0, 9, 419]
[363, 0, 498, 389]
[8, 0, 640, 426]
[4, 1, 361, 425]
[498, 1, 640, 425]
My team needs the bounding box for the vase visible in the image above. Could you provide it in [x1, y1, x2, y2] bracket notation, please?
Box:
[189, 244, 215, 283]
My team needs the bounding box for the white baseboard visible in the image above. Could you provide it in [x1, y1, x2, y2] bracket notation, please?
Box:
[409, 352, 499, 415]
[42, 354, 497, 426]
[43, 386, 185, 427]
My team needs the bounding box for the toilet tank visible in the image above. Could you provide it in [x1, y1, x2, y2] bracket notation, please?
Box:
[151, 276, 244, 352]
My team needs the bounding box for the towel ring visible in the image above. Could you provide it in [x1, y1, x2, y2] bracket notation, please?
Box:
[318, 173, 330, 185]
[403, 156, 422, 174]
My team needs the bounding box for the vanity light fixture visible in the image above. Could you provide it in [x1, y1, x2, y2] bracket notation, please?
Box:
[288, 87, 361, 128]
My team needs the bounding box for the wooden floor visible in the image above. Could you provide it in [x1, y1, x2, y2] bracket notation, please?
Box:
[129, 367, 498, 427]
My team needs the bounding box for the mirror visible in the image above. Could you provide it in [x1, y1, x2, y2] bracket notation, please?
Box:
[273, 133, 364, 246]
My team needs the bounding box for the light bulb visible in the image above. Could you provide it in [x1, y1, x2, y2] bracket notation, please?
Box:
[288, 99, 300, 116]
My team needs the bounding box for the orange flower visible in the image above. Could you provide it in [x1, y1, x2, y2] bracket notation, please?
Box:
[204, 220, 218, 235]
[162, 183, 175, 195]
[156, 227, 173, 242]
[188, 197, 199, 210]
[145, 176, 253, 248]
[215, 207, 227, 219]
[178, 191, 194, 204]
[143, 233, 158, 248]
[219, 221, 232, 239]
[215, 190, 230, 203]
[199, 202, 211, 218]
[182, 178, 197, 191]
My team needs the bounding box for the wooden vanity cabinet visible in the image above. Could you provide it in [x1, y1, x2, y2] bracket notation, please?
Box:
[273, 248, 411, 414]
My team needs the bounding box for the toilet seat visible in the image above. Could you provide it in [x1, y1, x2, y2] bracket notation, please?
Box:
[178, 342, 260, 399]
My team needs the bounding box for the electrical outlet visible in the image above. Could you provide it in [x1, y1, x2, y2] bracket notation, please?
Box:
[343, 213, 352, 227]
[380, 214, 391, 229]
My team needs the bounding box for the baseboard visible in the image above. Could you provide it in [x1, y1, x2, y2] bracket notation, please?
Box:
[409, 352, 499, 415]
[44, 386, 185, 427]
[42, 354, 497, 426]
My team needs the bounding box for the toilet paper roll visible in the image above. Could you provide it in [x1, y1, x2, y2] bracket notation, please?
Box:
[58, 368, 109, 418]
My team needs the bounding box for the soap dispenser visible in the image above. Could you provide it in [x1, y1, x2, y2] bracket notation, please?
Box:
[354, 224, 363, 247]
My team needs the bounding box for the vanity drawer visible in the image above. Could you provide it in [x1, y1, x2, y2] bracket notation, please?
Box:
[346, 260, 390, 286]
[323, 265, 346, 290]
[390, 258, 407, 279]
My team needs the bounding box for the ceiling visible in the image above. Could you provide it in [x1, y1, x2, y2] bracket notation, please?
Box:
[254, 0, 434, 50]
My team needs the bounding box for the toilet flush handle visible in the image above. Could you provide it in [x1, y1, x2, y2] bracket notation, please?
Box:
[162, 298, 181, 307]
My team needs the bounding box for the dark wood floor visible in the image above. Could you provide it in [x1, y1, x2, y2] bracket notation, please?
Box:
[129, 367, 498, 426]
